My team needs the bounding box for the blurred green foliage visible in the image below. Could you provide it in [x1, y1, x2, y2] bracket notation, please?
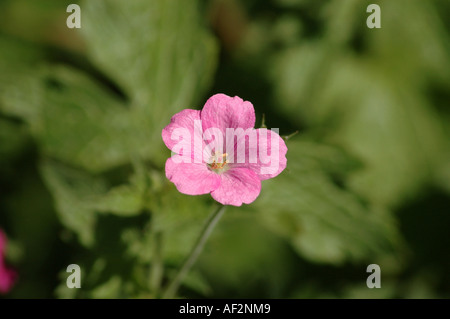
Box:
[0, 0, 449, 298]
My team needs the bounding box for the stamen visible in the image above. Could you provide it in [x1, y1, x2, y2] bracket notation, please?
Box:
[209, 152, 228, 171]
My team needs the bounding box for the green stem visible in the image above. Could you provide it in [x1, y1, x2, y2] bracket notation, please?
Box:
[150, 230, 163, 296]
[162, 205, 226, 298]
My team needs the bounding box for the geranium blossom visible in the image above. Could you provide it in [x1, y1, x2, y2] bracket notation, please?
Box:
[162, 93, 287, 206]
[0, 230, 17, 294]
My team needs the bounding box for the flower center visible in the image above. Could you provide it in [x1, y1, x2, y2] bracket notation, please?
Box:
[208, 151, 228, 171]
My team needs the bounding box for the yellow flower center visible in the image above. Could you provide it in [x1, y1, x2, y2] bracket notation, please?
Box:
[208, 151, 228, 171]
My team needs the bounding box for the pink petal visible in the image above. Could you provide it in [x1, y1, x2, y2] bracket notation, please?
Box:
[230, 128, 287, 180]
[201, 94, 255, 134]
[162, 109, 204, 161]
[165, 156, 221, 195]
[0, 266, 16, 294]
[0, 230, 16, 294]
[211, 167, 261, 206]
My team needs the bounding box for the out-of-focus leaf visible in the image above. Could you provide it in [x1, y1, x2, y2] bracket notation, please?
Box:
[35, 66, 138, 171]
[0, 119, 29, 177]
[253, 140, 401, 264]
[89, 276, 122, 299]
[0, 61, 140, 172]
[0, 36, 45, 120]
[269, 0, 450, 208]
[0, 35, 45, 72]
[270, 42, 326, 121]
[197, 214, 297, 297]
[0, 0, 82, 51]
[340, 282, 397, 299]
[82, 0, 217, 106]
[122, 228, 152, 263]
[368, 0, 450, 85]
[1, 0, 219, 171]
[40, 161, 106, 246]
[272, 50, 448, 208]
[115, 165, 212, 262]
[319, 58, 446, 208]
[81, 0, 218, 165]
[149, 183, 212, 264]
[55, 270, 79, 299]
[178, 270, 212, 297]
[89, 185, 143, 217]
[40, 160, 145, 245]
[437, 150, 450, 195]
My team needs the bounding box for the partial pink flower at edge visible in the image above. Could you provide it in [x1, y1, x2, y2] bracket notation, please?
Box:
[162, 93, 288, 206]
[0, 229, 17, 295]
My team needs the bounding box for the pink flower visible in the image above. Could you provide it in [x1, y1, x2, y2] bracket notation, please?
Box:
[0, 230, 17, 294]
[162, 93, 287, 206]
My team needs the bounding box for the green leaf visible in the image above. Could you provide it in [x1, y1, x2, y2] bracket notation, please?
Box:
[197, 213, 298, 297]
[0, 36, 45, 120]
[89, 276, 122, 299]
[319, 59, 446, 208]
[81, 0, 217, 106]
[272, 50, 448, 208]
[149, 184, 212, 264]
[269, 0, 450, 208]
[253, 140, 401, 264]
[0, 119, 29, 177]
[0, 61, 140, 172]
[175, 270, 212, 297]
[368, 0, 450, 85]
[36, 66, 139, 172]
[89, 185, 143, 217]
[1, 0, 219, 170]
[40, 161, 106, 246]
[40, 160, 145, 245]
[81, 0, 218, 165]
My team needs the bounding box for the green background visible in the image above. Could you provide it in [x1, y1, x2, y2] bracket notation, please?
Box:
[0, 0, 449, 298]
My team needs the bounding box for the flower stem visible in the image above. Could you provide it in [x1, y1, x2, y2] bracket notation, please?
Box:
[150, 230, 163, 296]
[162, 205, 226, 298]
